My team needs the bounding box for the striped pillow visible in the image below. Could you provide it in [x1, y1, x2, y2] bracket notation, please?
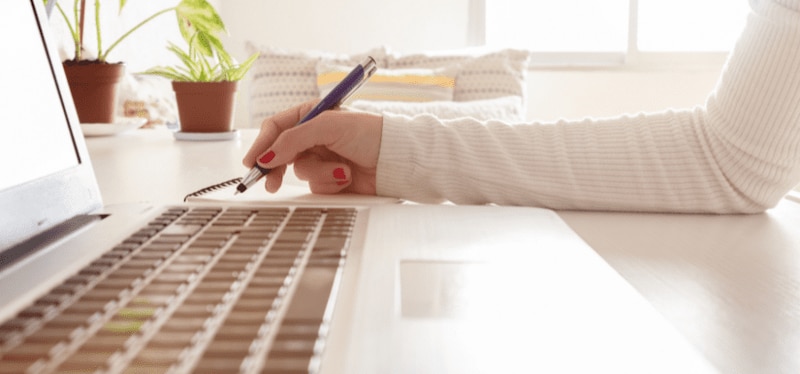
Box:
[245, 44, 388, 128]
[388, 49, 531, 102]
[346, 96, 525, 122]
[316, 63, 456, 104]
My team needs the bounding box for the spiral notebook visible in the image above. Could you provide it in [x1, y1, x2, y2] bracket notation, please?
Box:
[183, 175, 401, 205]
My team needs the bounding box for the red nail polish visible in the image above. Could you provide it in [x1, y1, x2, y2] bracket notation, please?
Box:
[259, 150, 275, 164]
[333, 168, 346, 180]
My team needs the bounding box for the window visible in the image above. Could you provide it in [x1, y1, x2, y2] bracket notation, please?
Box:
[476, 0, 751, 67]
[485, 0, 629, 53]
[638, 0, 748, 51]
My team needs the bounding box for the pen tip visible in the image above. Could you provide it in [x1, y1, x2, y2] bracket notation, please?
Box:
[235, 184, 247, 194]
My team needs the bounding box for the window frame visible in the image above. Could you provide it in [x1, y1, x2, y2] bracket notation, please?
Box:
[470, 0, 734, 71]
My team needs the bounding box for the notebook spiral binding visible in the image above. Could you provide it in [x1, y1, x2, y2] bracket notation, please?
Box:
[183, 177, 242, 202]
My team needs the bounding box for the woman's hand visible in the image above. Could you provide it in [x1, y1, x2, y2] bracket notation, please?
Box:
[242, 101, 383, 195]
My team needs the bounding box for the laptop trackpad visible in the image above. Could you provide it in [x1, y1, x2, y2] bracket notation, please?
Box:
[400, 260, 496, 319]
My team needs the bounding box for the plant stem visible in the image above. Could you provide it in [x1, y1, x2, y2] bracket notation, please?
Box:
[100, 6, 176, 62]
[76, 0, 83, 60]
[55, 4, 80, 60]
[94, 0, 102, 60]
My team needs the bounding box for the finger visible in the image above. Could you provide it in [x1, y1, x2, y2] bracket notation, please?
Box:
[256, 110, 379, 170]
[294, 156, 352, 194]
[308, 179, 351, 195]
[293, 157, 351, 188]
[242, 100, 319, 168]
[263, 164, 287, 193]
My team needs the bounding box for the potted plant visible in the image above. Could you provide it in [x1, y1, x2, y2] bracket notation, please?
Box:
[46, 0, 218, 124]
[142, 1, 258, 134]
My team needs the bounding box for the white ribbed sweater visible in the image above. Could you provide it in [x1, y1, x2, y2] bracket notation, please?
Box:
[376, 0, 800, 213]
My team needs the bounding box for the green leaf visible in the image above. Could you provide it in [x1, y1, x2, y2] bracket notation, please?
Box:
[191, 30, 216, 57]
[167, 42, 195, 70]
[176, 0, 226, 44]
[141, 66, 192, 81]
[207, 34, 232, 66]
[138, 0, 257, 82]
[226, 52, 259, 81]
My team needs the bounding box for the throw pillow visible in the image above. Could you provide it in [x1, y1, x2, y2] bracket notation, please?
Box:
[346, 96, 525, 122]
[316, 63, 457, 103]
[388, 48, 531, 102]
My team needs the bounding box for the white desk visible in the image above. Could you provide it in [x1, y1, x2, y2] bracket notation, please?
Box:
[86, 128, 800, 374]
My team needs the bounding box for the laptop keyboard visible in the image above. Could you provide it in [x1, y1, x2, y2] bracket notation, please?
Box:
[0, 206, 358, 373]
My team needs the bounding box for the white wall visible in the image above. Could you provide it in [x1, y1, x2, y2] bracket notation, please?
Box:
[523, 68, 720, 122]
[219, 0, 470, 55]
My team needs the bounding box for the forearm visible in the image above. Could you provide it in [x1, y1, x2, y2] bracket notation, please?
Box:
[377, 110, 755, 213]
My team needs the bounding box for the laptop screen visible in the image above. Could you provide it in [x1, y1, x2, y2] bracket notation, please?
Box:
[0, 0, 101, 253]
[0, 1, 80, 192]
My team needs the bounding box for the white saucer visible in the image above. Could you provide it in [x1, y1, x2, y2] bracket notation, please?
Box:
[173, 129, 240, 141]
[81, 117, 147, 137]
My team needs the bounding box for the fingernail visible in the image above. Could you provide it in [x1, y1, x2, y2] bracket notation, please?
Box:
[259, 150, 276, 164]
[333, 168, 346, 180]
[336, 181, 349, 186]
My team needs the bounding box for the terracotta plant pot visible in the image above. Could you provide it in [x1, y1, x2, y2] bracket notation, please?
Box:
[62, 62, 124, 124]
[172, 81, 238, 133]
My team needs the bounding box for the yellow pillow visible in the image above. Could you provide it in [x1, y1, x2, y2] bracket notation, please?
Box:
[316, 63, 456, 104]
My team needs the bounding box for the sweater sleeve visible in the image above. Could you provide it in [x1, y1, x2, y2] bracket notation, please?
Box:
[375, 0, 800, 213]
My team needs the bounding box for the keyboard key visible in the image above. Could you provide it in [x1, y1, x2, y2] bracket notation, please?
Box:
[24, 325, 79, 343]
[191, 356, 246, 373]
[80, 287, 126, 302]
[170, 254, 213, 265]
[144, 330, 197, 347]
[221, 325, 267, 345]
[101, 318, 145, 335]
[248, 275, 288, 288]
[45, 311, 97, 329]
[268, 338, 316, 359]
[129, 346, 184, 366]
[199, 338, 253, 357]
[0, 361, 38, 374]
[59, 300, 113, 316]
[171, 304, 216, 318]
[231, 297, 276, 312]
[1, 340, 60, 362]
[16, 304, 56, 319]
[260, 356, 310, 374]
[159, 316, 207, 332]
[57, 350, 114, 372]
[181, 291, 227, 306]
[129, 294, 174, 308]
[79, 330, 132, 350]
[160, 224, 203, 236]
[152, 271, 195, 285]
[269, 320, 321, 340]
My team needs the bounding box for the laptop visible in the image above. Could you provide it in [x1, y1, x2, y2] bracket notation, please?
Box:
[0, 1, 716, 373]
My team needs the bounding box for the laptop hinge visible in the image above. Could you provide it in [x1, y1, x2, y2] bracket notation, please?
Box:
[0, 214, 106, 270]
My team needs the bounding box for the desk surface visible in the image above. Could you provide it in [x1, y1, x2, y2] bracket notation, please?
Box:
[86, 128, 800, 374]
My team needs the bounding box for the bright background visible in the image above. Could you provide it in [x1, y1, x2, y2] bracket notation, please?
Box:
[44, 0, 753, 128]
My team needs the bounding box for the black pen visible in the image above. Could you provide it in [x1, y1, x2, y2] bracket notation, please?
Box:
[235, 56, 377, 194]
